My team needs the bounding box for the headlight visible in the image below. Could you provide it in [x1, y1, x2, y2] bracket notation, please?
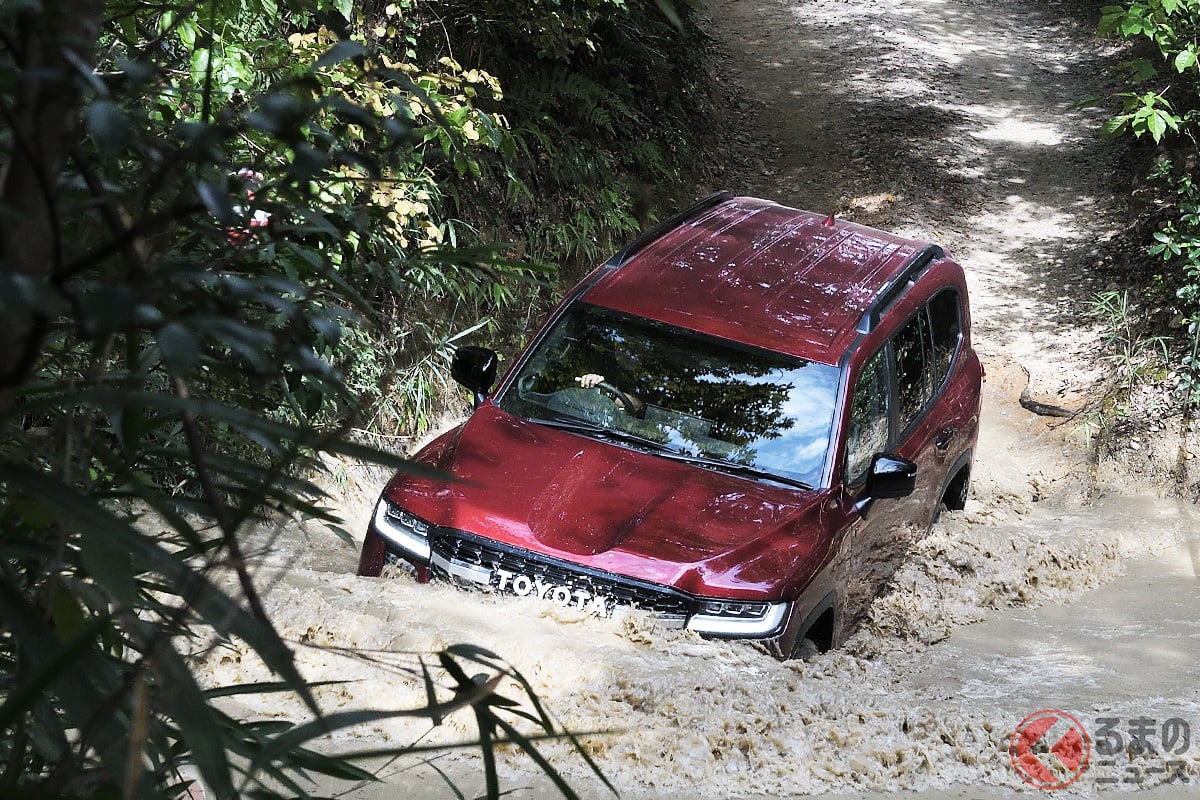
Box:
[372, 499, 432, 562]
[687, 599, 788, 637]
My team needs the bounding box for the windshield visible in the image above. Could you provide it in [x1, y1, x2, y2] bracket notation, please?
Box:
[496, 305, 840, 488]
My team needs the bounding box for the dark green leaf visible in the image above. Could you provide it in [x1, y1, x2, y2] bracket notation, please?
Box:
[0, 569, 119, 740]
[0, 463, 321, 715]
[314, 39, 364, 68]
[79, 524, 137, 607]
[84, 98, 132, 155]
[198, 179, 236, 223]
[157, 322, 202, 373]
[76, 284, 137, 333]
[153, 644, 236, 799]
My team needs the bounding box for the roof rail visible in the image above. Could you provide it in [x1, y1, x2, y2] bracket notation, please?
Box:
[604, 191, 735, 269]
[856, 244, 945, 333]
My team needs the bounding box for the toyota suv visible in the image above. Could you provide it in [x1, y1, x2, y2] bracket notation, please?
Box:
[357, 193, 982, 659]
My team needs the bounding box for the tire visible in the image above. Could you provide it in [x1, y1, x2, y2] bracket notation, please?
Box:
[793, 637, 821, 661]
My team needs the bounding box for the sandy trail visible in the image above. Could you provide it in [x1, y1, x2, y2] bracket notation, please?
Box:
[212, 1, 1200, 797]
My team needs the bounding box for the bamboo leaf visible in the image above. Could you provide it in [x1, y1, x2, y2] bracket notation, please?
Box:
[0, 463, 321, 714]
[153, 644, 237, 800]
[316, 39, 365, 68]
[79, 523, 137, 607]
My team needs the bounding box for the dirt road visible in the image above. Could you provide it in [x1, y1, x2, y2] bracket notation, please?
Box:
[214, 1, 1199, 797]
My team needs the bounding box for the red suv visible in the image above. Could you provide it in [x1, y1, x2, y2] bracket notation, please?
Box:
[357, 193, 982, 658]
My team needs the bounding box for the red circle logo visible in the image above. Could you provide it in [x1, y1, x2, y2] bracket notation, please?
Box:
[1010, 709, 1091, 790]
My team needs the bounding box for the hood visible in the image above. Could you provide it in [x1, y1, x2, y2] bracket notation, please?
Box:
[386, 404, 833, 598]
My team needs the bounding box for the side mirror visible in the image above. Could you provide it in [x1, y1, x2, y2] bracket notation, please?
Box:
[867, 454, 917, 499]
[451, 346, 498, 407]
[854, 454, 917, 517]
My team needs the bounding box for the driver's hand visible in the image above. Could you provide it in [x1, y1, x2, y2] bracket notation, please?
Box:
[574, 373, 605, 389]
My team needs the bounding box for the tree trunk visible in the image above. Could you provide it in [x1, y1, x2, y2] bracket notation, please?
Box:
[0, 0, 106, 406]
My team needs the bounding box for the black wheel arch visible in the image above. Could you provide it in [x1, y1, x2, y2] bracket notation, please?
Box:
[766, 589, 838, 660]
[938, 448, 973, 512]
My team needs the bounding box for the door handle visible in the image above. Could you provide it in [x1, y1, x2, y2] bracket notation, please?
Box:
[935, 428, 955, 451]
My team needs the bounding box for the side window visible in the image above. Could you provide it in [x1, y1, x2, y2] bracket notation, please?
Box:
[893, 310, 932, 432]
[928, 290, 961, 390]
[845, 348, 889, 483]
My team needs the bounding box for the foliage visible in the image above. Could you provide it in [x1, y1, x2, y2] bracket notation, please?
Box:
[1097, 1, 1200, 141]
[270, 0, 712, 436]
[405, 0, 712, 279]
[1098, 1, 1200, 408]
[1145, 168, 1200, 403]
[0, 0, 624, 797]
[1086, 289, 1171, 390]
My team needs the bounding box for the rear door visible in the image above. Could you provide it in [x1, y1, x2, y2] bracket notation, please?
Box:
[835, 289, 964, 631]
[891, 288, 969, 524]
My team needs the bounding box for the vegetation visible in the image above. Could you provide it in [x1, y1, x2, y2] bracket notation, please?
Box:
[1097, 0, 1200, 410]
[0, 0, 708, 797]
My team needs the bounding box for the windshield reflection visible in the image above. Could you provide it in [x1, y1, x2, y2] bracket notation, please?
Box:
[496, 305, 839, 488]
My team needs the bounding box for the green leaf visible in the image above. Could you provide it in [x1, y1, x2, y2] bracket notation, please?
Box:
[176, 16, 197, 49]
[315, 39, 365, 68]
[0, 463, 322, 715]
[198, 179, 236, 223]
[153, 644, 236, 800]
[0, 273, 66, 317]
[1127, 58, 1158, 81]
[0, 571, 120, 740]
[1100, 116, 1130, 140]
[157, 322, 202, 373]
[79, 524, 137, 608]
[84, 99, 132, 156]
[47, 584, 88, 640]
[202, 680, 350, 699]
[0, 0, 39, 19]
[200, 318, 274, 371]
[1174, 48, 1197, 72]
[0, 602, 112, 737]
[2, 388, 428, 476]
[1145, 107, 1179, 141]
[76, 284, 137, 333]
[247, 688, 501, 777]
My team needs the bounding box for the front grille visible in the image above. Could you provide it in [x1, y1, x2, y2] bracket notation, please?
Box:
[428, 529, 695, 617]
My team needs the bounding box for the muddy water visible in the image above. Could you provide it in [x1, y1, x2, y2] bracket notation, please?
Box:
[205, 372, 1199, 798]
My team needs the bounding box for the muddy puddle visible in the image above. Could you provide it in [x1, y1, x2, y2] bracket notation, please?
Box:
[202, 377, 1199, 798]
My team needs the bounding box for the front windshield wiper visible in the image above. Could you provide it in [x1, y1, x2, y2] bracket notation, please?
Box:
[525, 415, 669, 451]
[650, 449, 813, 490]
[526, 416, 812, 490]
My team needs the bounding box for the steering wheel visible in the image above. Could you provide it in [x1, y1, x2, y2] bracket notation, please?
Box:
[596, 381, 643, 418]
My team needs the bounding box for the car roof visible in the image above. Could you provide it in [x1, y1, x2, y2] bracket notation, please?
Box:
[580, 195, 938, 365]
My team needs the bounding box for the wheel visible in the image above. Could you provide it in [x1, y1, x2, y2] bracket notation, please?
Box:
[793, 637, 821, 661]
[789, 605, 834, 660]
[930, 467, 970, 528]
[942, 467, 971, 512]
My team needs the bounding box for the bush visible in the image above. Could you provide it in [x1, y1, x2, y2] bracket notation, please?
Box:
[0, 1, 611, 797]
[1098, 0, 1200, 407]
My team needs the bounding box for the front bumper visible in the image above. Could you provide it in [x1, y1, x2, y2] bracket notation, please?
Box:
[359, 499, 788, 640]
